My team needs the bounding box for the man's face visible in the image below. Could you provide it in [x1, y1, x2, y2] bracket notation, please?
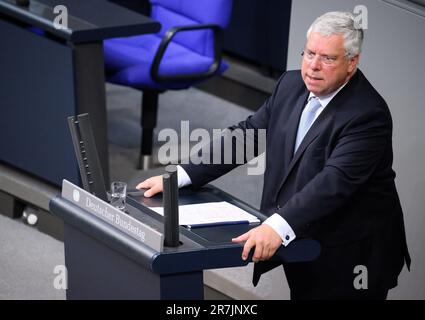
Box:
[301, 32, 359, 96]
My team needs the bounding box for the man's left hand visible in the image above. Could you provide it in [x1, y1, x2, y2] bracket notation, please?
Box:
[232, 224, 282, 263]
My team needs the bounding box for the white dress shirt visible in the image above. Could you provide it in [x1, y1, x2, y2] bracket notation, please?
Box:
[176, 82, 347, 246]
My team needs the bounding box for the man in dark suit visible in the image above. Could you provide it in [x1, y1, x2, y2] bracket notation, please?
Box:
[137, 11, 410, 300]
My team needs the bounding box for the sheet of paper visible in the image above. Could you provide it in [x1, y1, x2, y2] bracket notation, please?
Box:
[149, 201, 260, 226]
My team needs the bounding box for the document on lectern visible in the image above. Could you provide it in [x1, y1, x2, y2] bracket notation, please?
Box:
[149, 201, 260, 228]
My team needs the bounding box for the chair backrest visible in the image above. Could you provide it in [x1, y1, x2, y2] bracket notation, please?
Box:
[150, 0, 233, 57]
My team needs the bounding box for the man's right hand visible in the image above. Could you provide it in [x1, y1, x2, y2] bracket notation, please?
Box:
[136, 175, 163, 197]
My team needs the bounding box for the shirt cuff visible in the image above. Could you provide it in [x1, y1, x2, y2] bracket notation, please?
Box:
[263, 213, 296, 246]
[177, 165, 192, 188]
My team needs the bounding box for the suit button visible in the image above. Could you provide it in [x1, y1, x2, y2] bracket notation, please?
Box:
[276, 205, 281, 210]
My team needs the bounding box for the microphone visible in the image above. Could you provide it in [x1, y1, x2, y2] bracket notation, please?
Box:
[162, 165, 180, 247]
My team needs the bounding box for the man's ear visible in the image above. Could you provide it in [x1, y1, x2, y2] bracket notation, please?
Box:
[348, 54, 360, 73]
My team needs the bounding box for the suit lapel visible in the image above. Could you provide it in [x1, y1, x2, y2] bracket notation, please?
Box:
[283, 90, 310, 166]
[270, 70, 361, 203]
[288, 70, 360, 167]
[274, 93, 336, 202]
[270, 90, 309, 201]
[291, 103, 334, 164]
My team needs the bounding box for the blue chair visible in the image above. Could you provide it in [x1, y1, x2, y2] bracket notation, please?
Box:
[104, 0, 233, 169]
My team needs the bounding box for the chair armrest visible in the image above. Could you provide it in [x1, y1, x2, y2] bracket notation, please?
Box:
[151, 24, 223, 83]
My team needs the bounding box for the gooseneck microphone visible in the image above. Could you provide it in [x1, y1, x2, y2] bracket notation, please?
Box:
[163, 165, 180, 247]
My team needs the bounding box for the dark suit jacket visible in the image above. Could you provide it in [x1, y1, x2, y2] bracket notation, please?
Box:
[182, 70, 410, 297]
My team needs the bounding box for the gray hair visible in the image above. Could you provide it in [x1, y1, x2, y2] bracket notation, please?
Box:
[307, 11, 364, 58]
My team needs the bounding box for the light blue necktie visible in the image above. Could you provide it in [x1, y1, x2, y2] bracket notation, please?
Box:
[294, 96, 322, 154]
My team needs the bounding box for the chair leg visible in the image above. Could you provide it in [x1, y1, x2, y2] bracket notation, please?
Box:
[138, 90, 159, 170]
